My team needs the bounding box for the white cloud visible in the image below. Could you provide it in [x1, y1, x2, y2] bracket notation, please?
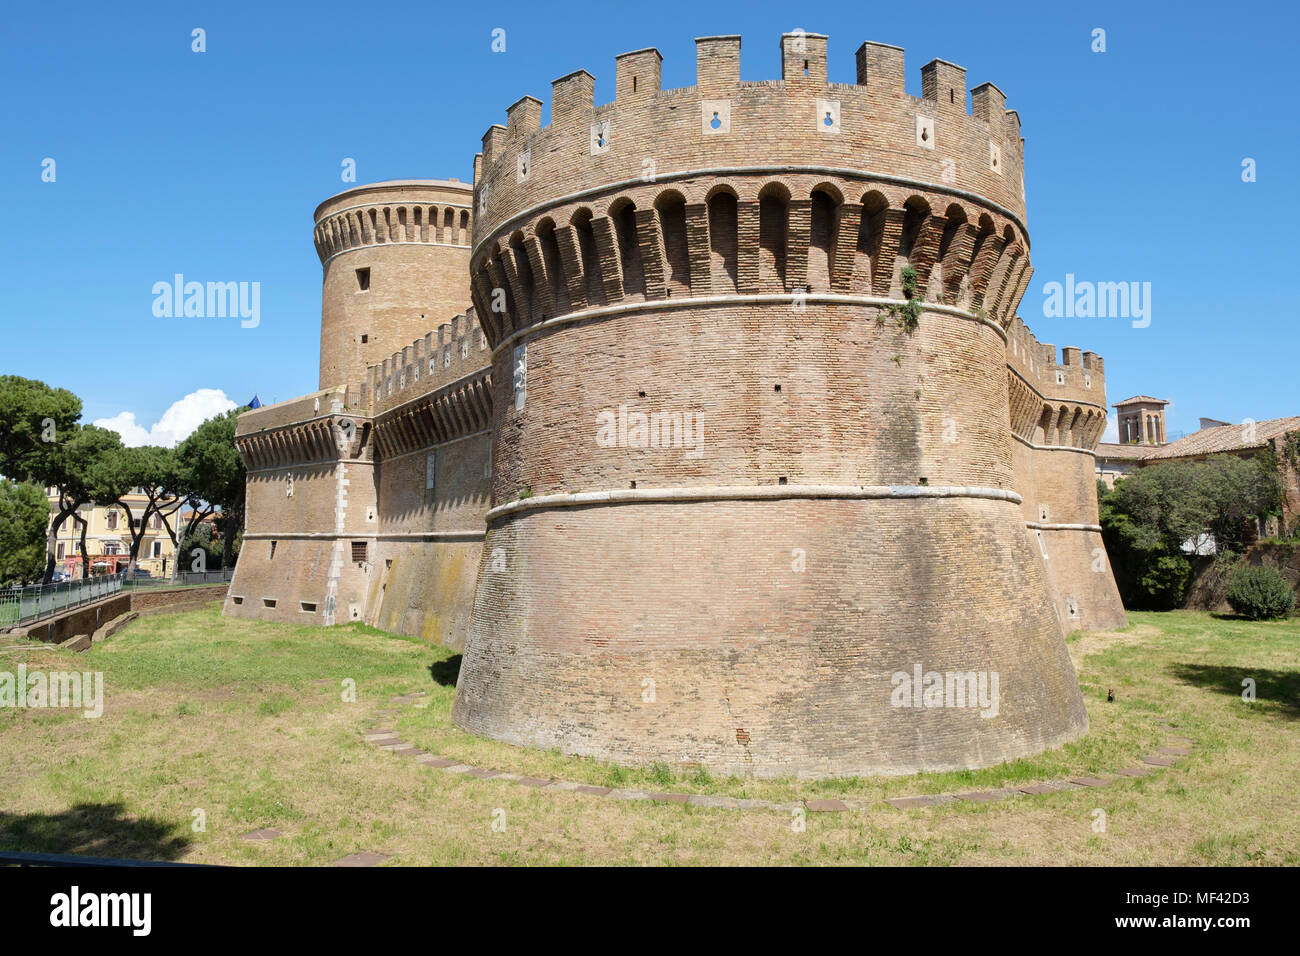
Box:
[1102, 413, 1119, 444]
[94, 388, 237, 448]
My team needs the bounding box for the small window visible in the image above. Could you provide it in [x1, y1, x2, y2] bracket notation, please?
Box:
[351, 541, 368, 563]
[300, 602, 317, 613]
[360, 334, 369, 344]
[263, 598, 277, 608]
[232, 595, 244, 605]
[356, 267, 371, 291]
[270, 540, 277, 560]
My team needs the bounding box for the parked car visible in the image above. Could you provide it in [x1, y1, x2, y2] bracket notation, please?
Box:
[120, 567, 153, 580]
[50, 571, 71, 583]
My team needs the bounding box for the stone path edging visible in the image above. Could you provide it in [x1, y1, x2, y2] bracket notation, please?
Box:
[363, 693, 1196, 815]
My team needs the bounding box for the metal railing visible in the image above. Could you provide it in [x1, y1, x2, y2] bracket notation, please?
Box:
[126, 567, 234, 588]
[0, 573, 123, 628]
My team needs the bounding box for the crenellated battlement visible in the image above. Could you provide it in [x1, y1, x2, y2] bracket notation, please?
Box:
[1005, 315, 1108, 451]
[313, 179, 473, 264]
[359, 310, 490, 418]
[472, 35, 1028, 248]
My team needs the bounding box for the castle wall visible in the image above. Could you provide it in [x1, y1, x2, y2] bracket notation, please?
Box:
[315, 180, 472, 391]
[225, 389, 378, 627]
[452, 35, 1101, 777]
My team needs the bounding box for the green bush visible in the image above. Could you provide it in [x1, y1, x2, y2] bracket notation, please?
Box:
[1224, 565, 1296, 620]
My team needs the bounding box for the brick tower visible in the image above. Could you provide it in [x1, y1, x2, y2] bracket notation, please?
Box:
[451, 34, 1108, 777]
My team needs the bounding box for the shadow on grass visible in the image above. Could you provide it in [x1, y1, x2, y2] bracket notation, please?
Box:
[1169, 663, 1300, 719]
[429, 655, 461, 688]
[0, 802, 190, 862]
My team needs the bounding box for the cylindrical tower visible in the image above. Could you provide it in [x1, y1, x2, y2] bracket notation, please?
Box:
[314, 179, 473, 391]
[453, 35, 1090, 777]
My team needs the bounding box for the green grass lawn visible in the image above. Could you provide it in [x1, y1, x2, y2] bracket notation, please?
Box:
[0, 604, 1296, 865]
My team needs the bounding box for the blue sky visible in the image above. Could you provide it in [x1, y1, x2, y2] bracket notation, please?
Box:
[3, 0, 1295, 443]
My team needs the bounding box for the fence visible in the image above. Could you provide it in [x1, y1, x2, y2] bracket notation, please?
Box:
[122, 567, 235, 589]
[0, 573, 123, 628]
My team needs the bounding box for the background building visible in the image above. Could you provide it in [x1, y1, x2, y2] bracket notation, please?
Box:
[46, 488, 179, 578]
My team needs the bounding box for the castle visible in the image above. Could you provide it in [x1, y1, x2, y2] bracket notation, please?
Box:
[225, 34, 1127, 778]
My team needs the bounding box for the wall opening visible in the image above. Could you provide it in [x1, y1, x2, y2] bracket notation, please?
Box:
[707, 190, 738, 293]
[351, 541, 368, 564]
[655, 193, 690, 296]
[356, 267, 370, 291]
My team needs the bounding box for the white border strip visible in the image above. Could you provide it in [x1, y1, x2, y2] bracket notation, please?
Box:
[1011, 433, 1098, 457]
[489, 293, 1005, 359]
[1024, 521, 1102, 532]
[487, 483, 1022, 522]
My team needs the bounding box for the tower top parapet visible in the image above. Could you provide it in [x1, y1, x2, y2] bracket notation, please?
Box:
[473, 34, 1028, 247]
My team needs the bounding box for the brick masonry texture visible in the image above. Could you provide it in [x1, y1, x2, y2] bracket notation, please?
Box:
[227, 33, 1126, 778]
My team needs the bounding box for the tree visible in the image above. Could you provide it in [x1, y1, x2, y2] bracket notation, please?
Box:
[0, 480, 50, 585]
[1101, 455, 1282, 609]
[175, 408, 248, 568]
[39, 425, 124, 581]
[101, 445, 185, 577]
[0, 376, 81, 483]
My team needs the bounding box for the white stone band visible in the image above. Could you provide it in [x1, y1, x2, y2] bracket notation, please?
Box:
[486, 483, 1023, 522]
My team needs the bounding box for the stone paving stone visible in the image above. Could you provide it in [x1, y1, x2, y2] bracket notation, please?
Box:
[687, 794, 742, 809]
[1017, 784, 1057, 795]
[1156, 745, 1191, 755]
[416, 755, 459, 768]
[1142, 753, 1177, 767]
[390, 747, 425, 757]
[1069, 776, 1113, 788]
[1113, 766, 1154, 777]
[365, 733, 400, 743]
[240, 828, 282, 841]
[607, 788, 653, 801]
[466, 767, 501, 779]
[332, 851, 389, 867]
[1166, 735, 1194, 746]
[493, 773, 524, 783]
[378, 741, 410, 751]
[804, 798, 849, 812]
[511, 776, 553, 788]
[573, 784, 613, 796]
[442, 764, 474, 774]
[886, 794, 954, 809]
[953, 790, 1008, 803]
[649, 792, 692, 804]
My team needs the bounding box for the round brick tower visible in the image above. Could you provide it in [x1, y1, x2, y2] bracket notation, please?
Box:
[314, 179, 473, 391]
[452, 35, 1090, 778]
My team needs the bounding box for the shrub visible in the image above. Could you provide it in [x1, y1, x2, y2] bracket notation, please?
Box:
[1224, 565, 1296, 620]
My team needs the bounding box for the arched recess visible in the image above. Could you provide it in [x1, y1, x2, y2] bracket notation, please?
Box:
[808, 186, 840, 292]
[509, 231, 537, 324]
[899, 196, 931, 264]
[858, 191, 889, 295]
[535, 218, 569, 315]
[609, 198, 645, 301]
[707, 188, 739, 293]
[655, 190, 690, 296]
[571, 208, 605, 307]
[459, 210, 470, 244]
[937, 203, 968, 299]
[443, 208, 455, 243]
[758, 183, 789, 293]
[1037, 404, 1054, 445]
